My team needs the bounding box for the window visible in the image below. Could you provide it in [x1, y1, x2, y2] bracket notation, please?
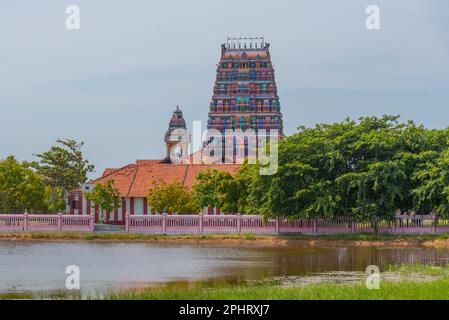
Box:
[72, 201, 77, 209]
[221, 63, 228, 69]
[249, 62, 256, 68]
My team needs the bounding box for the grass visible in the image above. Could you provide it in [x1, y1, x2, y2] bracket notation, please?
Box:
[0, 231, 263, 241]
[103, 279, 449, 300]
[102, 263, 449, 300]
[0, 289, 81, 300]
[2, 263, 449, 300]
[1, 231, 449, 243]
[385, 263, 449, 276]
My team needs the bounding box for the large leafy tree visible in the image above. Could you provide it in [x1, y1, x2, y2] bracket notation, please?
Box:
[193, 169, 234, 211]
[336, 161, 407, 225]
[85, 179, 120, 222]
[215, 115, 449, 224]
[148, 179, 199, 214]
[0, 156, 48, 213]
[412, 149, 449, 218]
[32, 139, 94, 212]
[193, 167, 260, 214]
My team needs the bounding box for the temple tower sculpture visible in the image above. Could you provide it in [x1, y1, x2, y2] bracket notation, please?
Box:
[162, 106, 189, 163]
[206, 37, 284, 161]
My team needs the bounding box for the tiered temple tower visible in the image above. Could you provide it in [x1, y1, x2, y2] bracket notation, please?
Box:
[207, 37, 284, 138]
[162, 105, 188, 163]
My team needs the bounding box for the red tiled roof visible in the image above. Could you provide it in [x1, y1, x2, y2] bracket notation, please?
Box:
[102, 168, 119, 177]
[90, 160, 240, 198]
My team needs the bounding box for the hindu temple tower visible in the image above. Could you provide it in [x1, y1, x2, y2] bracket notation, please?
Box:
[207, 37, 284, 137]
[162, 105, 189, 163]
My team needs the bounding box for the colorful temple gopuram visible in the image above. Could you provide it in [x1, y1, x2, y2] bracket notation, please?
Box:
[67, 38, 283, 223]
[208, 37, 283, 135]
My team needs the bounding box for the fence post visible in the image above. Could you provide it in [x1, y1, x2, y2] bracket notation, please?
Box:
[392, 219, 397, 233]
[351, 220, 355, 233]
[57, 212, 62, 231]
[275, 217, 280, 234]
[433, 214, 438, 233]
[90, 213, 95, 232]
[199, 213, 203, 233]
[237, 213, 241, 233]
[23, 212, 28, 231]
[125, 212, 130, 232]
[162, 213, 167, 233]
[313, 219, 317, 233]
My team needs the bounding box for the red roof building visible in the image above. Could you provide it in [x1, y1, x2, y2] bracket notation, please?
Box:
[67, 106, 240, 224]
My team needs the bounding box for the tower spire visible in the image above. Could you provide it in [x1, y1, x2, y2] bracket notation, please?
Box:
[162, 106, 188, 163]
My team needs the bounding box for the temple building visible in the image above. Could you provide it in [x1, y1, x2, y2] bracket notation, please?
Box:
[67, 37, 283, 224]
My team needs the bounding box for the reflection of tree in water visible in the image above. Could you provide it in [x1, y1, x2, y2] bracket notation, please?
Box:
[234, 247, 449, 278]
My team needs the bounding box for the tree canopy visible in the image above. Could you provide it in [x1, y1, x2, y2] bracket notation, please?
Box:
[85, 179, 121, 216]
[31, 139, 94, 212]
[0, 156, 48, 213]
[147, 179, 200, 214]
[194, 116, 449, 220]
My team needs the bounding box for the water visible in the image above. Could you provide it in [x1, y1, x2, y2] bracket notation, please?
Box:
[1, 241, 449, 297]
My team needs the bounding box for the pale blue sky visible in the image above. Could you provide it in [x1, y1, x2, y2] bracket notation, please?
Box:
[0, 0, 448, 176]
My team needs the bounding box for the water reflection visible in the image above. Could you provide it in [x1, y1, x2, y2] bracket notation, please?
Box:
[1, 241, 449, 298]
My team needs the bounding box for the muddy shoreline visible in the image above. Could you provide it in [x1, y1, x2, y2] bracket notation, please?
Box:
[1, 232, 449, 248]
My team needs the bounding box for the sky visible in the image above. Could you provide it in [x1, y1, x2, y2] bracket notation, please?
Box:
[0, 0, 448, 177]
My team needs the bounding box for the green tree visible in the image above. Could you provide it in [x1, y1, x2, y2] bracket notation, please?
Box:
[412, 148, 449, 218]
[85, 180, 120, 223]
[32, 139, 94, 212]
[148, 179, 199, 214]
[336, 161, 407, 229]
[0, 156, 48, 213]
[193, 169, 234, 210]
[220, 115, 447, 225]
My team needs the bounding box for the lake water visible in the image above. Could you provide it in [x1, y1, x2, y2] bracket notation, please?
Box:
[1, 241, 449, 297]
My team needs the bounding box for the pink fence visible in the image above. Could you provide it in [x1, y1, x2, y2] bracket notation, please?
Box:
[126, 214, 447, 235]
[0, 214, 94, 232]
[1, 213, 445, 235]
